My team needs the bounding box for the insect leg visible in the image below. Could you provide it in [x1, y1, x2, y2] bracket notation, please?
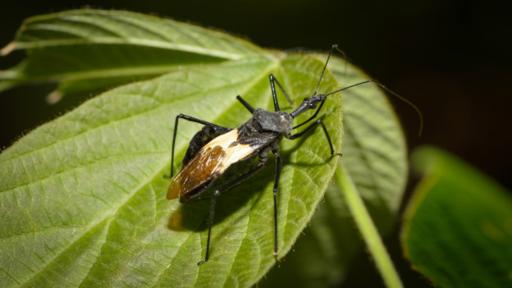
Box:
[288, 119, 341, 157]
[292, 97, 326, 129]
[269, 74, 293, 111]
[222, 157, 268, 192]
[236, 95, 255, 113]
[271, 148, 282, 260]
[198, 189, 220, 265]
[170, 114, 224, 177]
[186, 156, 269, 202]
[196, 156, 269, 264]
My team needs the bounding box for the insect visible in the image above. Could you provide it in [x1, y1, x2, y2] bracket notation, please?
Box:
[167, 44, 422, 265]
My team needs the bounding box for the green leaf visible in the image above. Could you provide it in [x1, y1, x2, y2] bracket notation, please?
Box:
[262, 57, 408, 286]
[402, 147, 512, 287]
[0, 9, 264, 96]
[0, 40, 343, 288]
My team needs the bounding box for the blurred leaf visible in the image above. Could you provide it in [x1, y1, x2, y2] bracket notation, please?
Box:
[262, 56, 408, 287]
[402, 147, 512, 287]
[0, 26, 344, 287]
[0, 9, 264, 97]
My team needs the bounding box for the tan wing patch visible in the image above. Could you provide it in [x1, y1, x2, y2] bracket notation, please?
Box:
[203, 129, 260, 173]
[167, 146, 225, 200]
[167, 129, 262, 201]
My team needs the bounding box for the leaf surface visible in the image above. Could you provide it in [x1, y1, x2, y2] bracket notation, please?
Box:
[0, 52, 342, 288]
[0, 9, 411, 288]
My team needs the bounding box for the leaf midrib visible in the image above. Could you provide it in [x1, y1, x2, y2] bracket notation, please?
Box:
[13, 39, 251, 61]
[0, 64, 218, 83]
[13, 9, 266, 61]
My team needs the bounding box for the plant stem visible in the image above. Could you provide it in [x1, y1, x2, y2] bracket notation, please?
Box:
[335, 163, 403, 288]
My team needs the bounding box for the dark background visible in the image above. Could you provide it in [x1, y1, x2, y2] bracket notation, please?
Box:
[1, 1, 511, 287]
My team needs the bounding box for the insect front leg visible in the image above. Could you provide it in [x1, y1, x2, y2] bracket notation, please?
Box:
[292, 97, 327, 129]
[170, 114, 226, 177]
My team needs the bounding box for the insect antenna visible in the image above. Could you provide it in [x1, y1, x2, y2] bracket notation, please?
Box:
[324, 80, 424, 136]
[313, 44, 347, 96]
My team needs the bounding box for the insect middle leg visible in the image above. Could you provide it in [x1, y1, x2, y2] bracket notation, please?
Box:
[288, 119, 341, 157]
[170, 114, 226, 177]
[269, 74, 293, 111]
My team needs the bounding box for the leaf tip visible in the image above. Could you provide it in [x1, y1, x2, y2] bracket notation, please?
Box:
[1, 42, 16, 56]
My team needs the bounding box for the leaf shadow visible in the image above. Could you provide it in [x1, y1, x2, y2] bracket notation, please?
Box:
[167, 164, 275, 233]
[282, 133, 339, 168]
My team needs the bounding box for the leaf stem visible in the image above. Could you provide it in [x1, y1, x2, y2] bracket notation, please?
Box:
[335, 163, 403, 288]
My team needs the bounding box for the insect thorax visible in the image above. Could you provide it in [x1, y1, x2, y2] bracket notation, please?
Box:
[252, 109, 292, 135]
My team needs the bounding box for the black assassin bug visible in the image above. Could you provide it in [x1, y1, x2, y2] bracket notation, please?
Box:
[167, 44, 422, 265]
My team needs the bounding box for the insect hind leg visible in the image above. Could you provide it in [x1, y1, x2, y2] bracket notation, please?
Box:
[169, 114, 227, 178]
[236, 95, 255, 113]
[185, 156, 268, 203]
[198, 189, 220, 265]
[196, 156, 269, 265]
